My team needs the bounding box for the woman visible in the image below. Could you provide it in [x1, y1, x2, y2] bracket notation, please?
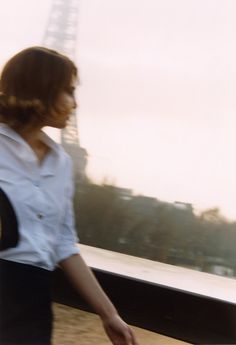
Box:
[0, 47, 138, 345]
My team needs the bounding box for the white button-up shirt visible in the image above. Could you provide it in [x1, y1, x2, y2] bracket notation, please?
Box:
[0, 123, 80, 271]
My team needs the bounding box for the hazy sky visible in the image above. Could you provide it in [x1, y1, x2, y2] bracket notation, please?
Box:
[1, 0, 236, 219]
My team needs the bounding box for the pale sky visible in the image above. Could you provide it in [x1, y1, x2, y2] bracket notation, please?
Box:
[1, 0, 236, 219]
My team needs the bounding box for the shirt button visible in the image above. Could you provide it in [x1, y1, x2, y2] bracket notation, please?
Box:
[34, 181, 40, 187]
[37, 214, 44, 220]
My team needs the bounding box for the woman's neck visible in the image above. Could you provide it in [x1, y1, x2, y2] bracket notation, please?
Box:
[14, 124, 50, 164]
[14, 124, 43, 148]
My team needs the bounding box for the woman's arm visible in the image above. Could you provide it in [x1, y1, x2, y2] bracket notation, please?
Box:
[59, 253, 139, 345]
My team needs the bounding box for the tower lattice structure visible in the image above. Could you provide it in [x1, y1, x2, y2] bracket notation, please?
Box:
[42, 0, 87, 180]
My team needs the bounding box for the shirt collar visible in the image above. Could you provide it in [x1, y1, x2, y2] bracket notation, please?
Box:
[40, 130, 61, 156]
[0, 123, 61, 156]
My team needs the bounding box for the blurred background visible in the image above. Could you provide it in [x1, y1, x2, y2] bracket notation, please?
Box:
[1, 0, 236, 278]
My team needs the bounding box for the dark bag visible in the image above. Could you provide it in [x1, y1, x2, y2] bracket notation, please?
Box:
[0, 187, 19, 250]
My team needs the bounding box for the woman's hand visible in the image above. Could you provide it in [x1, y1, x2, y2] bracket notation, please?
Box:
[60, 255, 139, 344]
[103, 314, 139, 345]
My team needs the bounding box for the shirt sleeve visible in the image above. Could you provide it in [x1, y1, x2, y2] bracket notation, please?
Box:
[55, 157, 80, 263]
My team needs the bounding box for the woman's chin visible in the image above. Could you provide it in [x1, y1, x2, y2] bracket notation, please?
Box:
[49, 117, 69, 128]
[47, 122, 67, 129]
[58, 122, 67, 129]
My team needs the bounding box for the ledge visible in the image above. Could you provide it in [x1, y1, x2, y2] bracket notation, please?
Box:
[79, 244, 236, 304]
[52, 244, 236, 344]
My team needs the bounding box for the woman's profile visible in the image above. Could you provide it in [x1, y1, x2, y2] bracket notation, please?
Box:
[0, 46, 139, 345]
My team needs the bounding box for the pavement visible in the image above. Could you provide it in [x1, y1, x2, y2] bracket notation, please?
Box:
[52, 303, 190, 345]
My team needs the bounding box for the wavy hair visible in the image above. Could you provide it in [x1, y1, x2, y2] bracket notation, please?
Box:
[0, 46, 77, 129]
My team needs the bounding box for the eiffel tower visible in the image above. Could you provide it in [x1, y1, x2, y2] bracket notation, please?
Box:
[42, 0, 87, 180]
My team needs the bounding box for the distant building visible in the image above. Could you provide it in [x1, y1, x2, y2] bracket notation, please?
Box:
[129, 195, 159, 218]
[174, 201, 193, 212]
[105, 185, 133, 201]
[42, 0, 88, 181]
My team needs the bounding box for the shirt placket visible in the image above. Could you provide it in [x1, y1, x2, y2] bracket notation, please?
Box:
[27, 155, 46, 223]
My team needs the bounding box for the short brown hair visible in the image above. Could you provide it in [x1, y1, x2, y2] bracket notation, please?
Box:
[0, 46, 77, 129]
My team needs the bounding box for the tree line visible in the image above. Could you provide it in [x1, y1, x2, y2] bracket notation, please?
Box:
[74, 179, 236, 277]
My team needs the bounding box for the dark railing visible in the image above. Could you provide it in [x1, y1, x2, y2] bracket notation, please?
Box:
[52, 245, 236, 344]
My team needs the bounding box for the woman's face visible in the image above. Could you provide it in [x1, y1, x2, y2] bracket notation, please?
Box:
[46, 76, 77, 129]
